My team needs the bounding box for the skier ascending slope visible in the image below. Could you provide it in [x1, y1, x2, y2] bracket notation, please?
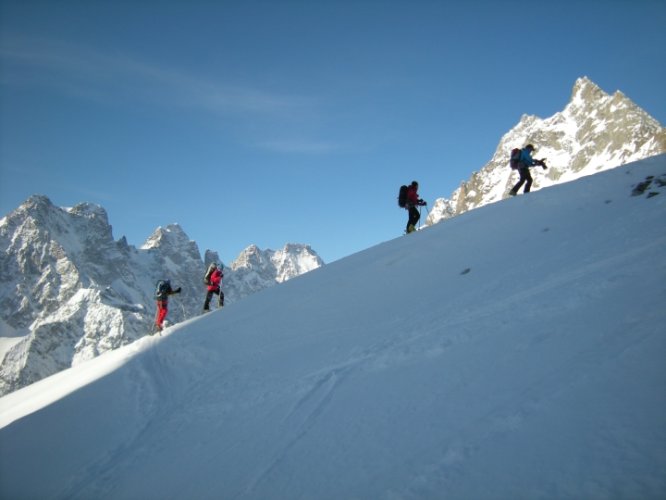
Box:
[405, 181, 427, 234]
[509, 144, 548, 196]
[203, 263, 224, 312]
[154, 279, 181, 333]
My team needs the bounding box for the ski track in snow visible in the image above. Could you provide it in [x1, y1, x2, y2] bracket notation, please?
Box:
[243, 365, 351, 496]
[50, 338, 165, 499]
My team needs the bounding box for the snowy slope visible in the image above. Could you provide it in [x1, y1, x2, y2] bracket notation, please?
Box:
[1, 155, 665, 499]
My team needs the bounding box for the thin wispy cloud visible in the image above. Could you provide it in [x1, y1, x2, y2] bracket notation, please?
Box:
[0, 36, 354, 156]
[0, 35, 311, 117]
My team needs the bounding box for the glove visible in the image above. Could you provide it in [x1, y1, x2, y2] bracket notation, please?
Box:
[174, 287, 182, 294]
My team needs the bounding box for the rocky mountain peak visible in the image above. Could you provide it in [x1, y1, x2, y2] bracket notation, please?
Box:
[143, 223, 187, 248]
[272, 244, 324, 282]
[231, 244, 265, 270]
[0, 197, 324, 396]
[2, 195, 59, 235]
[67, 201, 108, 221]
[142, 223, 201, 263]
[570, 76, 606, 105]
[204, 249, 222, 268]
[18, 194, 52, 212]
[426, 77, 666, 225]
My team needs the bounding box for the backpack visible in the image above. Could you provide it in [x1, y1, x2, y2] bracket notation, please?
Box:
[203, 264, 216, 285]
[398, 185, 408, 208]
[155, 280, 170, 300]
[509, 148, 522, 169]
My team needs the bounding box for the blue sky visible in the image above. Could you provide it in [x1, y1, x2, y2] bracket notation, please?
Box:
[1, 0, 665, 263]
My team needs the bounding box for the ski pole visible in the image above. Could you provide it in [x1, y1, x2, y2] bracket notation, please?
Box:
[153, 302, 159, 330]
[178, 298, 187, 321]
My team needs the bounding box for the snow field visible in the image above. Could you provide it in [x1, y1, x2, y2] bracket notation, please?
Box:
[1, 155, 665, 499]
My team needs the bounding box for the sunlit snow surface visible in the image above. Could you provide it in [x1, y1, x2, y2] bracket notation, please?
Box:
[1, 155, 665, 499]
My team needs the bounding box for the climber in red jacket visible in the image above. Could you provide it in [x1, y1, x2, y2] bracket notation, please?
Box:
[405, 181, 427, 234]
[203, 263, 224, 312]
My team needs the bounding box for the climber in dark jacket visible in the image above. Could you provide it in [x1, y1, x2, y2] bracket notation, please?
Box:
[509, 144, 547, 196]
[154, 279, 181, 332]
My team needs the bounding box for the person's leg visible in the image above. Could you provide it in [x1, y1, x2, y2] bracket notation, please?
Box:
[203, 290, 213, 311]
[156, 300, 168, 329]
[511, 169, 525, 194]
[407, 206, 419, 232]
[412, 206, 420, 226]
[523, 169, 533, 193]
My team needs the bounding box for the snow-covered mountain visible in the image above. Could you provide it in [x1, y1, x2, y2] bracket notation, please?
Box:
[1, 155, 664, 499]
[426, 76, 666, 224]
[0, 196, 323, 396]
[224, 243, 324, 299]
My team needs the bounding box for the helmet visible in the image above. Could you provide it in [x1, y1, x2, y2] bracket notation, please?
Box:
[525, 144, 535, 151]
[411, 181, 419, 187]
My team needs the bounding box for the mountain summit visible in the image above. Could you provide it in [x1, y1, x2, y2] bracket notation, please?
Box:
[426, 77, 666, 224]
[0, 200, 323, 395]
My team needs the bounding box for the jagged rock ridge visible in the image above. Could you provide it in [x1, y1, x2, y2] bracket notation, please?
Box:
[426, 77, 666, 224]
[225, 244, 323, 299]
[0, 197, 324, 395]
